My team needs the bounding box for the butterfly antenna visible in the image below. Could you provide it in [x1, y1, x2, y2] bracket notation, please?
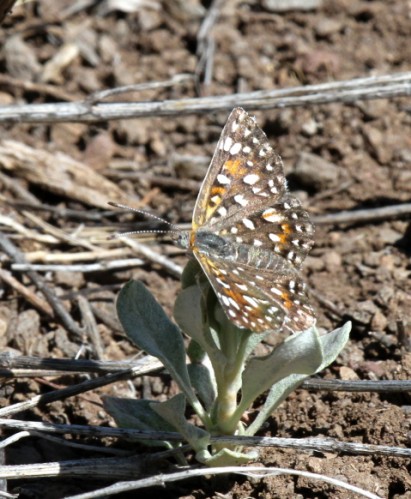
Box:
[108, 201, 180, 240]
[108, 201, 176, 227]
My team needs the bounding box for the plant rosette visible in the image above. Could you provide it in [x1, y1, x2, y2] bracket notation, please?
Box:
[104, 261, 350, 466]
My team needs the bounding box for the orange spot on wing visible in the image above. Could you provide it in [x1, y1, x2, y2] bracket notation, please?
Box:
[278, 223, 292, 245]
[223, 159, 247, 177]
[210, 186, 225, 198]
[281, 292, 293, 309]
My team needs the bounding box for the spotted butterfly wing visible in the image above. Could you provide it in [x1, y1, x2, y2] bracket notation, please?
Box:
[188, 107, 315, 333]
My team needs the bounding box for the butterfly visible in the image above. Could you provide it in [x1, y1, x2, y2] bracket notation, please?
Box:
[112, 108, 315, 333]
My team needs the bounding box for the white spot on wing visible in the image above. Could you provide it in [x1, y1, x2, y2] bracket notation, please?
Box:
[235, 283, 248, 291]
[242, 218, 255, 230]
[231, 120, 239, 132]
[230, 142, 242, 155]
[244, 295, 259, 307]
[223, 136, 234, 151]
[243, 173, 260, 185]
[229, 297, 241, 310]
[263, 209, 283, 222]
[216, 277, 230, 289]
[234, 194, 248, 207]
[217, 174, 230, 185]
[269, 233, 281, 242]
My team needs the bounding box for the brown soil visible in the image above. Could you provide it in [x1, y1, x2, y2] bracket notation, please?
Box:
[1, 1, 411, 498]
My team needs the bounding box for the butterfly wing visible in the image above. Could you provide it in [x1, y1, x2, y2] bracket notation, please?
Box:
[193, 107, 286, 229]
[191, 107, 315, 333]
[194, 250, 315, 333]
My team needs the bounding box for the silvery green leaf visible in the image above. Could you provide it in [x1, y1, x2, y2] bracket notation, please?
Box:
[103, 396, 176, 448]
[174, 284, 226, 368]
[245, 321, 351, 435]
[239, 326, 324, 415]
[116, 280, 202, 417]
[317, 321, 351, 368]
[180, 258, 201, 289]
[187, 363, 217, 411]
[203, 448, 258, 466]
[151, 393, 210, 454]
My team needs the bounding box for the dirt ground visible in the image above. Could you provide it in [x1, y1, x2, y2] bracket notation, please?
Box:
[0, 0, 411, 498]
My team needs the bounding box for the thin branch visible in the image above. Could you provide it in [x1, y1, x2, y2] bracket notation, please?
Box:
[86, 73, 194, 104]
[0, 268, 53, 317]
[63, 467, 381, 499]
[0, 418, 409, 460]
[313, 202, 411, 225]
[301, 378, 411, 392]
[0, 233, 84, 340]
[11, 258, 144, 273]
[120, 238, 183, 277]
[0, 363, 161, 418]
[1, 72, 410, 123]
[78, 296, 105, 360]
[21, 247, 135, 264]
[0, 354, 162, 377]
[196, 0, 224, 87]
[0, 355, 410, 395]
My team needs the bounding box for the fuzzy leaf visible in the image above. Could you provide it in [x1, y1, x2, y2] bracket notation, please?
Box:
[239, 326, 324, 413]
[117, 280, 198, 408]
[103, 396, 177, 447]
[151, 393, 210, 454]
[245, 321, 352, 435]
[175, 284, 226, 367]
[187, 363, 217, 410]
[203, 448, 258, 466]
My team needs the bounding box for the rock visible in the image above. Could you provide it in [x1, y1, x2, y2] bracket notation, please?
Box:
[293, 152, 340, 191]
[83, 132, 116, 170]
[352, 300, 379, 325]
[304, 255, 325, 272]
[4, 35, 41, 80]
[394, 169, 411, 193]
[323, 250, 342, 273]
[371, 309, 388, 332]
[340, 366, 359, 380]
[362, 125, 392, 164]
[375, 286, 394, 307]
[301, 119, 320, 137]
[314, 18, 343, 38]
[378, 228, 401, 245]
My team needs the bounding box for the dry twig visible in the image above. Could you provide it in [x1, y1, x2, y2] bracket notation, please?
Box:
[0, 233, 84, 340]
[313, 202, 411, 225]
[1, 72, 410, 123]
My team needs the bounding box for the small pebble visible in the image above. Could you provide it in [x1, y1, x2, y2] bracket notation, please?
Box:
[293, 151, 340, 190]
